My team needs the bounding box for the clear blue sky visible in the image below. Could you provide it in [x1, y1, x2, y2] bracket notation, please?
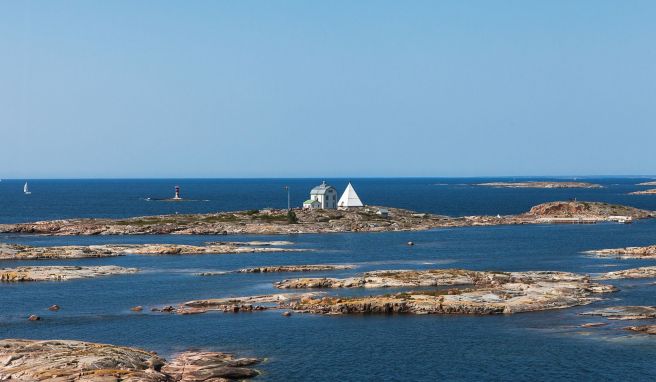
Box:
[1, 1, 655, 178]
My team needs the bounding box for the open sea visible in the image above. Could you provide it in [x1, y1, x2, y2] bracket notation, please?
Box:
[1, 177, 656, 381]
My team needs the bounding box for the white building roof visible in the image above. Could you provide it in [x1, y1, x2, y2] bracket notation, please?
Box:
[338, 182, 363, 207]
[310, 181, 336, 195]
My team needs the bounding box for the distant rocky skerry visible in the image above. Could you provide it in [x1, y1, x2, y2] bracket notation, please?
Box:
[0, 265, 137, 282]
[0, 339, 261, 381]
[629, 189, 656, 195]
[585, 245, 656, 260]
[0, 201, 651, 236]
[476, 181, 603, 189]
[0, 241, 303, 260]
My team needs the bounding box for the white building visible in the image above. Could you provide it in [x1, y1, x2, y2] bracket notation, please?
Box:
[303, 199, 321, 209]
[308, 181, 338, 209]
[338, 182, 364, 209]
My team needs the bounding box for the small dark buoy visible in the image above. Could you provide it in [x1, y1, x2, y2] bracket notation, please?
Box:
[48, 304, 60, 311]
[407, 241, 415, 246]
[28, 315, 41, 321]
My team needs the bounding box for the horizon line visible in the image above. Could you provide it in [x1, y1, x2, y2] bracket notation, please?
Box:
[2, 175, 655, 181]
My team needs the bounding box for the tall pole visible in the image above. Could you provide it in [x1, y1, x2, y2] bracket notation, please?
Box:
[284, 186, 290, 210]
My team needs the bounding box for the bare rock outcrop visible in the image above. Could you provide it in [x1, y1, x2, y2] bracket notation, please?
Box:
[629, 189, 656, 195]
[237, 264, 354, 273]
[0, 265, 137, 282]
[597, 266, 656, 280]
[0, 242, 304, 261]
[0, 339, 260, 381]
[275, 269, 616, 315]
[524, 201, 653, 220]
[581, 306, 656, 320]
[172, 293, 321, 315]
[586, 245, 656, 259]
[625, 325, 656, 335]
[477, 182, 602, 189]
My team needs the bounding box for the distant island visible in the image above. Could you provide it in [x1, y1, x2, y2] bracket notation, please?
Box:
[476, 181, 602, 189]
[629, 189, 656, 195]
[637, 181, 656, 186]
[0, 201, 651, 236]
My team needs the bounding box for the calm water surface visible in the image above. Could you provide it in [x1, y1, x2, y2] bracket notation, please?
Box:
[1, 178, 656, 381]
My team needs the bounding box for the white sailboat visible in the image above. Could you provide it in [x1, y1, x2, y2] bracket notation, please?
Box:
[24, 182, 31, 195]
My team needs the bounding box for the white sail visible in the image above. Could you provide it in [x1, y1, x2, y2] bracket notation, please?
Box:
[337, 182, 363, 208]
[24, 182, 31, 194]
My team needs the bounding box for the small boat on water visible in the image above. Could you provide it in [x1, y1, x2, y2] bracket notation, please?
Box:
[24, 182, 31, 195]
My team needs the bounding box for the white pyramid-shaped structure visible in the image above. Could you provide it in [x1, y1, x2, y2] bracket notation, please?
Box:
[338, 182, 363, 208]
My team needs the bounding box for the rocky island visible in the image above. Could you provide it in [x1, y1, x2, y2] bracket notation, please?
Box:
[154, 269, 616, 316]
[629, 189, 656, 195]
[0, 201, 651, 236]
[237, 264, 354, 273]
[0, 265, 137, 282]
[637, 181, 656, 186]
[595, 266, 656, 280]
[0, 339, 261, 381]
[0, 241, 304, 260]
[581, 306, 656, 320]
[585, 245, 656, 259]
[476, 181, 603, 189]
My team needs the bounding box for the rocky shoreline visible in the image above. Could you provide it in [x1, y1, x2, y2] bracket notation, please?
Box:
[0, 265, 138, 282]
[0, 241, 304, 260]
[585, 245, 656, 259]
[595, 266, 656, 280]
[0, 201, 651, 236]
[0, 339, 261, 381]
[149, 269, 619, 316]
[476, 181, 603, 189]
[629, 189, 656, 195]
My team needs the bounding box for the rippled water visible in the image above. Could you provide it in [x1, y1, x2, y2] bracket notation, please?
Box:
[1, 178, 656, 380]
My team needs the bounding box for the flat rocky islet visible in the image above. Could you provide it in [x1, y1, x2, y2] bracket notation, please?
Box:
[625, 325, 656, 335]
[637, 181, 656, 186]
[580, 306, 656, 320]
[0, 241, 304, 261]
[475, 181, 603, 188]
[0, 265, 137, 282]
[585, 245, 656, 259]
[629, 189, 656, 195]
[157, 269, 621, 316]
[0, 201, 652, 236]
[196, 264, 356, 277]
[164, 266, 656, 317]
[595, 266, 656, 280]
[0, 339, 261, 381]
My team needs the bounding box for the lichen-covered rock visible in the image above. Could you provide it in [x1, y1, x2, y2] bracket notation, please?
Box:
[0, 339, 260, 381]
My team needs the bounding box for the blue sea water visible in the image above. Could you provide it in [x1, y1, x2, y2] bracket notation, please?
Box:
[1, 177, 656, 381]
